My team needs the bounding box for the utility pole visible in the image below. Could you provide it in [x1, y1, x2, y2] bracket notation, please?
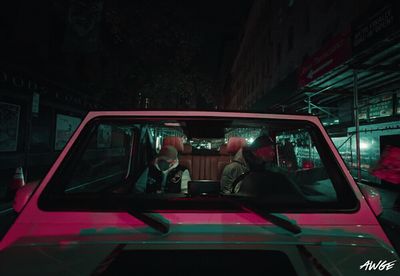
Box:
[353, 69, 361, 182]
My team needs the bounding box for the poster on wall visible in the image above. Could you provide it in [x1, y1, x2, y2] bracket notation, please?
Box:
[0, 102, 20, 152]
[55, 114, 82, 150]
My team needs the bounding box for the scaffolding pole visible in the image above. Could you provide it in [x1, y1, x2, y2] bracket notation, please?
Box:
[353, 69, 361, 182]
[307, 96, 312, 161]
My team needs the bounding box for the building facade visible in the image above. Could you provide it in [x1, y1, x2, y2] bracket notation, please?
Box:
[223, 0, 376, 110]
[0, 69, 106, 199]
[222, 0, 400, 185]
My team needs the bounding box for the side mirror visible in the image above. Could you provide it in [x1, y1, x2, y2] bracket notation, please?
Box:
[13, 181, 39, 213]
[358, 183, 383, 217]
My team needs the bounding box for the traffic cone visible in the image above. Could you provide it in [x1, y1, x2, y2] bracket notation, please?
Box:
[10, 167, 26, 191]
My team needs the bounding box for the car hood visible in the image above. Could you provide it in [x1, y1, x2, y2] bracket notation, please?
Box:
[0, 225, 399, 275]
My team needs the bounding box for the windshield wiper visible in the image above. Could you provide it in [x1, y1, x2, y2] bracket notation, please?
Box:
[127, 209, 170, 234]
[222, 196, 332, 273]
[224, 196, 302, 235]
[243, 204, 301, 234]
[223, 196, 333, 274]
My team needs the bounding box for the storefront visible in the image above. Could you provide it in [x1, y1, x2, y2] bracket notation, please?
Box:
[0, 69, 105, 198]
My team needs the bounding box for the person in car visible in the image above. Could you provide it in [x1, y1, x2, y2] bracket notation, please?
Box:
[221, 135, 278, 194]
[134, 145, 191, 194]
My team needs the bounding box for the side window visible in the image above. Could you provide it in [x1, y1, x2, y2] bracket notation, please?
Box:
[276, 130, 337, 202]
[65, 124, 134, 193]
[134, 127, 156, 176]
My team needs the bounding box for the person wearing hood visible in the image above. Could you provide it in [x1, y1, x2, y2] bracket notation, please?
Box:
[221, 135, 277, 194]
[135, 145, 191, 193]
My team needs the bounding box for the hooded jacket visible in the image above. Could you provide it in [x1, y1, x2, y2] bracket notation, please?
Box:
[220, 149, 249, 194]
[220, 148, 281, 194]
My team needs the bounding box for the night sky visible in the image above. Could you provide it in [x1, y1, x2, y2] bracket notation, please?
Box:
[0, 0, 253, 109]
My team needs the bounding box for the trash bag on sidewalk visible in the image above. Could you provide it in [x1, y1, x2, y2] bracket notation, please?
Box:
[372, 146, 400, 185]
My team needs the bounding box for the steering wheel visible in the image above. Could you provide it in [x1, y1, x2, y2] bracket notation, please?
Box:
[231, 171, 251, 193]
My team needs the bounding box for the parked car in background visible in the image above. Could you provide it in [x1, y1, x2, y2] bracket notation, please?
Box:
[0, 111, 398, 275]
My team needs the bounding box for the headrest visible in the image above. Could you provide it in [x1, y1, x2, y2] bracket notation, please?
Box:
[227, 137, 247, 154]
[182, 144, 192, 155]
[219, 144, 229, 155]
[162, 136, 184, 153]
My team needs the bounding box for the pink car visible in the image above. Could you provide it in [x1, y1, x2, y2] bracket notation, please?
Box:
[0, 111, 398, 275]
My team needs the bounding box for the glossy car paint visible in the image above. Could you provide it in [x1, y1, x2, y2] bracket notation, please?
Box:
[0, 230, 398, 275]
[0, 111, 398, 275]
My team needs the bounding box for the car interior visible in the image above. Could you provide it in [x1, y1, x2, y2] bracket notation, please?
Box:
[55, 118, 344, 205]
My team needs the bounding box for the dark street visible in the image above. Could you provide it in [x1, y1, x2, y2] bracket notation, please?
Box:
[1, 0, 400, 274]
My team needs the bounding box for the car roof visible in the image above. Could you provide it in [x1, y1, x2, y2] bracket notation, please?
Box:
[84, 110, 320, 123]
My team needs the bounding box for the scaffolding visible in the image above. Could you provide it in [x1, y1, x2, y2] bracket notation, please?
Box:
[270, 20, 400, 183]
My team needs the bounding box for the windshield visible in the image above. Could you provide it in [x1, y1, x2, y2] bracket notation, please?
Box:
[39, 116, 357, 211]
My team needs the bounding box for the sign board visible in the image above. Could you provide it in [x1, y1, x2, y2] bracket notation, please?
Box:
[358, 94, 394, 120]
[0, 102, 20, 152]
[298, 28, 352, 87]
[353, 2, 400, 53]
[1, 70, 104, 110]
[369, 94, 393, 119]
[55, 114, 82, 150]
